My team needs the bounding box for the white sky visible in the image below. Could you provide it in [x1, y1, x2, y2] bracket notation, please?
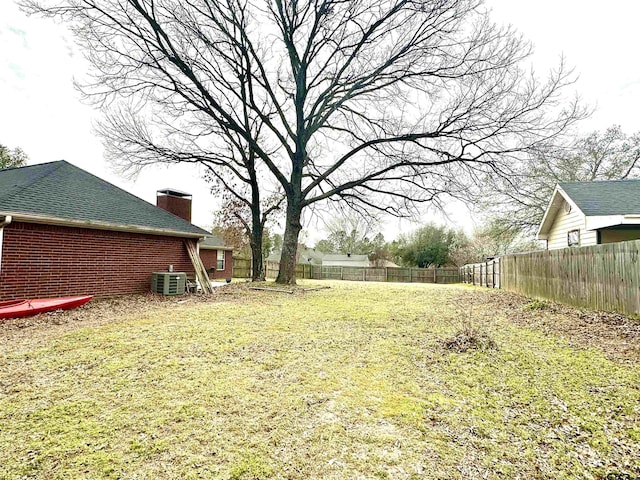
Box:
[1, 0, 640, 240]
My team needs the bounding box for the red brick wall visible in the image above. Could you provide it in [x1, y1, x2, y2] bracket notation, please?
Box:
[156, 194, 191, 222]
[0, 222, 197, 300]
[199, 249, 233, 279]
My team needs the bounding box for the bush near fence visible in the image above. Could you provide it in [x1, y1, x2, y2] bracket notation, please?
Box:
[461, 239, 640, 316]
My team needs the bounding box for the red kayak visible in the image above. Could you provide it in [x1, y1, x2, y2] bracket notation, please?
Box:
[0, 295, 93, 320]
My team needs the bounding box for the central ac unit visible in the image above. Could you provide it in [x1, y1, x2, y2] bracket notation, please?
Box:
[151, 272, 186, 295]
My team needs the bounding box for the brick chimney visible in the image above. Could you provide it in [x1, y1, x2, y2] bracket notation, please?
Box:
[156, 188, 192, 223]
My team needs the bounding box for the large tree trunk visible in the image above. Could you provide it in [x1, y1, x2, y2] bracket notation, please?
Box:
[276, 200, 303, 285]
[250, 210, 265, 281]
[276, 142, 305, 284]
[248, 162, 266, 282]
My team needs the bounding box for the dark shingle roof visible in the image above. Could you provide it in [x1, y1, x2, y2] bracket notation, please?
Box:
[560, 180, 640, 216]
[200, 235, 231, 250]
[0, 160, 209, 236]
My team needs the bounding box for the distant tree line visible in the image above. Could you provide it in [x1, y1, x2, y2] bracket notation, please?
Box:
[0, 144, 28, 169]
[308, 217, 538, 269]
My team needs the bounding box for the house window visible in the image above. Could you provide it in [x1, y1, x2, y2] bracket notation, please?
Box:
[568, 229, 580, 247]
[217, 250, 225, 271]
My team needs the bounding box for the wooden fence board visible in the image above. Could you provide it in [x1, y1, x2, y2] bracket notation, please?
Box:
[232, 257, 252, 278]
[490, 240, 640, 315]
[263, 262, 460, 284]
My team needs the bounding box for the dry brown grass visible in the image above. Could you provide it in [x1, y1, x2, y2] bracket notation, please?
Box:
[1, 281, 638, 479]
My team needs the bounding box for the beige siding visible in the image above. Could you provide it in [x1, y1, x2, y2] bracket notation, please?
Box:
[600, 229, 640, 243]
[546, 199, 597, 249]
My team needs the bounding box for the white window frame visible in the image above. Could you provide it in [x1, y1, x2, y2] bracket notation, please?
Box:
[217, 250, 225, 271]
[568, 229, 580, 247]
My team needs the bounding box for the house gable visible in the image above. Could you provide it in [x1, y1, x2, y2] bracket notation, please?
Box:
[537, 186, 585, 241]
[544, 196, 597, 249]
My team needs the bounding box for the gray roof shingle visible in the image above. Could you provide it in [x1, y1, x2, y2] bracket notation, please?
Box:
[200, 235, 231, 250]
[560, 180, 640, 216]
[0, 160, 209, 236]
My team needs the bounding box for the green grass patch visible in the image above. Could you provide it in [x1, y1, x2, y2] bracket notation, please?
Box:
[523, 299, 550, 311]
[1, 281, 638, 479]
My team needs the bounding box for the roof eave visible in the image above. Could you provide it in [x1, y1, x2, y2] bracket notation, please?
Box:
[199, 243, 233, 251]
[586, 214, 640, 230]
[2, 212, 207, 238]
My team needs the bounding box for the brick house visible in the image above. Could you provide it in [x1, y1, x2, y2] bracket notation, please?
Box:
[0, 161, 226, 299]
[198, 235, 233, 280]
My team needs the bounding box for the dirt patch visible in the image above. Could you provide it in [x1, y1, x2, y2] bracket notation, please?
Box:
[441, 322, 498, 353]
[0, 281, 323, 343]
[0, 286, 245, 343]
[457, 288, 640, 364]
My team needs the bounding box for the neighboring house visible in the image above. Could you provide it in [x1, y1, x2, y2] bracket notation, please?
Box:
[376, 259, 401, 268]
[0, 161, 217, 299]
[198, 235, 233, 279]
[267, 249, 375, 268]
[267, 247, 324, 266]
[537, 180, 640, 250]
[321, 253, 370, 268]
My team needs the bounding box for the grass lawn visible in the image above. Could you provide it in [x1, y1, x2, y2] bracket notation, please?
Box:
[1, 281, 638, 479]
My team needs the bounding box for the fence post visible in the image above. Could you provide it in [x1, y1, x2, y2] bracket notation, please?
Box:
[363, 268, 366, 282]
[433, 267, 437, 283]
[341, 266, 344, 281]
[409, 268, 412, 283]
[492, 260, 495, 288]
[485, 261, 488, 287]
[385, 268, 389, 282]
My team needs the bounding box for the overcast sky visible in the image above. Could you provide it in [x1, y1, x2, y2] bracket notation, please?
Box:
[1, 0, 639, 239]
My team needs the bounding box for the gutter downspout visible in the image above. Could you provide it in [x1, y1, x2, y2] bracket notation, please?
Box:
[0, 215, 13, 275]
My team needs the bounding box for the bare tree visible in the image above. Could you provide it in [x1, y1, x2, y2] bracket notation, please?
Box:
[24, 0, 585, 284]
[212, 190, 282, 280]
[96, 107, 283, 281]
[483, 125, 640, 235]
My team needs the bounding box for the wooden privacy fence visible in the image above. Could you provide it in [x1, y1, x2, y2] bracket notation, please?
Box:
[462, 240, 640, 316]
[460, 259, 500, 288]
[500, 241, 640, 315]
[232, 257, 252, 278]
[265, 261, 460, 284]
